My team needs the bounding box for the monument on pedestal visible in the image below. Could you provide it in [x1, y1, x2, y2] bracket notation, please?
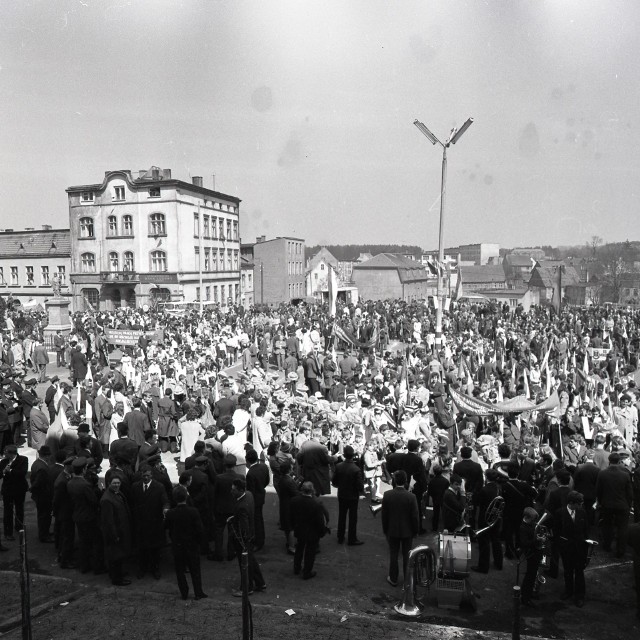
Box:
[44, 274, 72, 340]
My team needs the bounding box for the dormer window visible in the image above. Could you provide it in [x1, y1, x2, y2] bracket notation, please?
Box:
[81, 191, 94, 202]
[149, 187, 161, 198]
[113, 186, 125, 201]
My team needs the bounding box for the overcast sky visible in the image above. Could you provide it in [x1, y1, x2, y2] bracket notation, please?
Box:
[1, 0, 638, 250]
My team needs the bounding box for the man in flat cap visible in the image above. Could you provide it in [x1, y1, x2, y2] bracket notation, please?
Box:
[0, 444, 29, 541]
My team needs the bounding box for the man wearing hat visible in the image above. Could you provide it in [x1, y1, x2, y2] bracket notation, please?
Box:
[30, 445, 55, 542]
[0, 444, 29, 540]
[213, 454, 243, 561]
[44, 375, 60, 424]
[21, 377, 39, 448]
[32, 339, 49, 383]
[332, 445, 365, 545]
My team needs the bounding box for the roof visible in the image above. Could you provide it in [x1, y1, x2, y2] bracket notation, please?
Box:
[66, 169, 241, 205]
[458, 265, 506, 284]
[0, 229, 71, 257]
[528, 264, 580, 288]
[504, 254, 534, 267]
[477, 287, 530, 297]
[353, 253, 429, 283]
[354, 253, 424, 270]
[307, 247, 338, 272]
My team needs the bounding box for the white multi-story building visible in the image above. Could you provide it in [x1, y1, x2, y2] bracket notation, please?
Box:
[67, 167, 241, 311]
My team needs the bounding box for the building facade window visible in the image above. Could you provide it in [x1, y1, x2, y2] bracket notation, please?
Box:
[211, 217, 218, 239]
[122, 215, 133, 235]
[226, 249, 232, 270]
[226, 220, 231, 241]
[195, 286, 201, 301]
[211, 249, 218, 271]
[219, 218, 224, 239]
[82, 288, 99, 310]
[194, 246, 200, 270]
[113, 186, 125, 201]
[205, 286, 210, 301]
[151, 287, 171, 302]
[204, 248, 210, 271]
[203, 215, 210, 238]
[151, 250, 167, 272]
[80, 217, 94, 238]
[149, 213, 166, 236]
[242, 273, 246, 288]
[41, 266, 50, 286]
[123, 251, 134, 271]
[194, 212, 200, 237]
[81, 253, 96, 273]
[148, 187, 160, 198]
[220, 285, 225, 301]
[248, 273, 252, 287]
[109, 252, 119, 272]
[10, 267, 18, 286]
[107, 215, 118, 236]
[81, 191, 94, 202]
[233, 221, 238, 240]
[0, 267, 4, 285]
[233, 251, 239, 270]
[213, 285, 219, 302]
[26, 266, 34, 285]
[57, 266, 66, 283]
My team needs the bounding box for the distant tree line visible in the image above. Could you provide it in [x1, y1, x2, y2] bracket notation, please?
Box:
[305, 244, 424, 261]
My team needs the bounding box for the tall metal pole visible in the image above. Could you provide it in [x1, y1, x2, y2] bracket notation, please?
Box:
[435, 146, 448, 345]
[198, 203, 203, 313]
[240, 551, 251, 640]
[19, 530, 32, 640]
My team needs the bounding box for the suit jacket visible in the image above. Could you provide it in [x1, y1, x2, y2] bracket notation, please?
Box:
[94, 394, 113, 445]
[553, 505, 589, 550]
[385, 451, 407, 475]
[67, 475, 100, 524]
[453, 459, 484, 496]
[130, 480, 169, 548]
[289, 493, 326, 541]
[596, 464, 633, 511]
[403, 452, 430, 491]
[381, 486, 419, 538]
[232, 491, 256, 543]
[573, 463, 600, 503]
[546, 485, 572, 514]
[297, 439, 333, 495]
[213, 470, 243, 515]
[109, 437, 140, 470]
[30, 457, 53, 502]
[516, 458, 537, 484]
[246, 463, 270, 507]
[32, 344, 49, 365]
[21, 390, 39, 420]
[165, 503, 204, 548]
[100, 488, 133, 561]
[331, 459, 364, 500]
[123, 409, 151, 447]
[70, 350, 88, 380]
[29, 407, 50, 451]
[0, 454, 29, 496]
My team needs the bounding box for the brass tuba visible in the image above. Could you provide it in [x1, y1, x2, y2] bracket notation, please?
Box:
[394, 545, 437, 617]
[474, 495, 505, 536]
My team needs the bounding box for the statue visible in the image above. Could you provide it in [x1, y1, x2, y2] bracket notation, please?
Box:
[51, 273, 62, 298]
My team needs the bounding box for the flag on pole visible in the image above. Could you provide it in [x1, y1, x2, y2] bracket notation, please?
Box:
[327, 265, 338, 317]
[583, 352, 590, 377]
[523, 368, 531, 399]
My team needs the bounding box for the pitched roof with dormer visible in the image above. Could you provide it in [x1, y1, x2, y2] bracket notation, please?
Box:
[0, 229, 71, 258]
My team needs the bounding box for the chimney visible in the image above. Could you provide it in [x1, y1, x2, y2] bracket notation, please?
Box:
[192, 176, 203, 187]
[256, 235, 266, 244]
[24, 227, 34, 231]
[151, 168, 160, 180]
[42, 225, 52, 230]
[162, 168, 171, 179]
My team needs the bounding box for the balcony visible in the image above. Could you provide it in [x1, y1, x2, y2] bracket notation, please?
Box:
[100, 271, 139, 284]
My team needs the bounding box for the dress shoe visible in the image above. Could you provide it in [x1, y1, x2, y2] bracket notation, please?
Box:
[560, 592, 573, 601]
[113, 580, 132, 587]
[286, 547, 296, 556]
[347, 540, 364, 546]
[575, 598, 584, 608]
[195, 593, 209, 600]
[232, 588, 253, 597]
[302, 571, 317, 580]
[471, 566, 488, 574]
[254, 584, 267, 592]
[386, 576, 398, 587]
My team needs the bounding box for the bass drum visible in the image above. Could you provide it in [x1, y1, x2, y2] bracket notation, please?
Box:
[438, 533, 471, 577]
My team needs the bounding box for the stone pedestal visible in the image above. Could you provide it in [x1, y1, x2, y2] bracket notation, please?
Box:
[44, 297, 72, 339]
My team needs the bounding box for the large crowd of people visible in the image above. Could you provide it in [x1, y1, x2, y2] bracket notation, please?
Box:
[0, 297, 639, 617]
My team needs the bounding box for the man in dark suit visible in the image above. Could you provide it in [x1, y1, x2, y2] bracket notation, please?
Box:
[229, 477, 266, 596]
[131, 464, 170, 579]
[52, 456, 75, 568]
[332, 445, 365, 545]
[573, 451, 600, 525]
[44, 376, 60, 424]
[67, 457, 105, 574]
[70, 346, 88, 386]
[100, 475, 133, 586]
[123, 397, 152, 447]
[75, 422, 103, 469]
[403, 439, 430, 534]
[515, 447, 537, 485]
[385, 439, 406, 475]
[596, 452, 633, 557]
[453, 445, 483, 529]
[0, 444, 29, 540]
[186, 456, 215, 557]
[246, 448, 270, 550]
[290, 480, 327, 580]
[554, 490, 589, 607]
[472, 468, 505, 573]
[381, 470, 419, 587]
[30, 445, 55, 542]
[442, 474, 466, 532]
[213, 454, 242, 561]
[297, 430, 334, 496]
[165, 485, 207, 599]
[109, 423, 140, 473]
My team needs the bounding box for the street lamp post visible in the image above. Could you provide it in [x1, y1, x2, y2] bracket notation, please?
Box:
[414, 117, 473, 347]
